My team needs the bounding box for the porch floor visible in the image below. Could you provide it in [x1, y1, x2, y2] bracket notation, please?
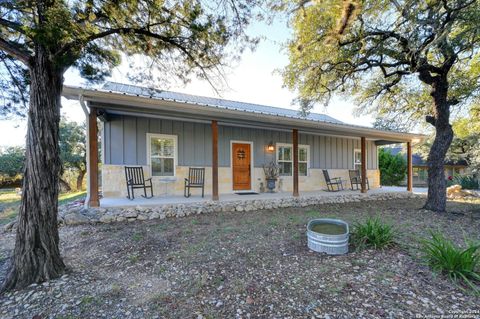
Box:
[100, 186, 427, 208]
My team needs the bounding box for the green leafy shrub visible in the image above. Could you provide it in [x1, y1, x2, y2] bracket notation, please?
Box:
[351, 217, 396, 250]
[421, 232, 480, 292]
[379, 148, 407, 186]
[0, 146, 25, 188]
[454, 175, 479, 190]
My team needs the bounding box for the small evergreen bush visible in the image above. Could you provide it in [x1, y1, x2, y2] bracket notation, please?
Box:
[379, 148, 407, 186]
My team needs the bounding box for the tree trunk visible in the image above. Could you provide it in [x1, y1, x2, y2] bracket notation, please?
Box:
[1, 51, 66, 292]
[76, 169, 86, 191]
[424, 78, 454, 213]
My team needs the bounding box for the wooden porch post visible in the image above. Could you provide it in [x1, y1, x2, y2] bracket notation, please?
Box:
[88, 107, 100, 207]
[407, 141, 413, 192]
[361, 136, 367, 194]
[212, 120, 219, 201]
[293, 129, 299, 197]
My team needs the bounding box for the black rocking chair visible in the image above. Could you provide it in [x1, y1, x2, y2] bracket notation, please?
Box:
[125, 166, 153, 200]
[348, 169, 370, 190]
[184, 167, 205, 198]
[322, 169, 344, 192]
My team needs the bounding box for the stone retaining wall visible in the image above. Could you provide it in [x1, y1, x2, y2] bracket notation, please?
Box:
[3, 192, 424, 232]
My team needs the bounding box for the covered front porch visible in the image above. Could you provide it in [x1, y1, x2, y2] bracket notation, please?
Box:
[99, 186, 427, 208]
[83, 115, 418, 208]
[62, 84, 423, 208]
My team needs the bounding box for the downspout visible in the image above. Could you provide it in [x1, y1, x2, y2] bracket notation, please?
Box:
[79, 94, 89, 115]
[79, 94, 91, 208]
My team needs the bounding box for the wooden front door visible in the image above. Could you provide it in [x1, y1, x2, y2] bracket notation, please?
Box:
[232, 143, 251, 191]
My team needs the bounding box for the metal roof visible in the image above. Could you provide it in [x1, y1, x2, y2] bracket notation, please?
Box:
[102, 82, 344, 125]
[63, 82, 426, 143]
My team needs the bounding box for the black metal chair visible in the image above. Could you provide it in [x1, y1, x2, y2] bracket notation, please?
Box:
[322, 170, 344, 192]
[348, 169, 370, 190]
[184, 167, 205, 198]
[125, 166, 153, 200]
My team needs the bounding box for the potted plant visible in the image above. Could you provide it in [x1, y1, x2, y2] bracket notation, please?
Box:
[263, 161, 280, 192]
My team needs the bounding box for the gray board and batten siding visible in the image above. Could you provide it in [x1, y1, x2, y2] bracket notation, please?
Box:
[102, 114, 378, 170]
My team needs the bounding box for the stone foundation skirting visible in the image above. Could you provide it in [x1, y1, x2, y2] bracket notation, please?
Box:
[2, 192, 423, 232]
[101, 164, 381, 197]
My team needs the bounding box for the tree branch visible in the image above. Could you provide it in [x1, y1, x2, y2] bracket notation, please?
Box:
[0, 18, 26, 34]
[339, 30, 410, 50]
[442, 0, 476, 13]
[447, 98, 460, 106]
[418, 69, 436, 85]
[426, 115, 436, 126]
[0, 54, 28, 108]
[57, 27, 214, 79]
[0, 37, 30, 65]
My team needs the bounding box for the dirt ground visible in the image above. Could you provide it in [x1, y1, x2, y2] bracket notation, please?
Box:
[1, 198, 479, 318]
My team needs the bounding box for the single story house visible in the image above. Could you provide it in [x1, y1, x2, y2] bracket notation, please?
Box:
[384, 147, 469, 186]
[63, 82, 424, 207]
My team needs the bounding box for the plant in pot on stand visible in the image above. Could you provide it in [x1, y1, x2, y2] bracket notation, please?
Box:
[263, 161, 280, 193]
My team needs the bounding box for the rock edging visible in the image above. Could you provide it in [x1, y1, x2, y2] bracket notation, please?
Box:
[3, 192, 423, 232]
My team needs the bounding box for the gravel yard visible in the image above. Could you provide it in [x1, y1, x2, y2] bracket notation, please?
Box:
[1, 197, 479, 318]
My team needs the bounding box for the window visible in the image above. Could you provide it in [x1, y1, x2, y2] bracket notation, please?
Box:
[277, 144, 292, 176]
[414, 167, 427, 181]
[298, 146, 309, 176]
[276, 143, 309, 176]
[353, 149, 363, 171]
[147, 134, 177, 177]
[413, 167, 420, 177]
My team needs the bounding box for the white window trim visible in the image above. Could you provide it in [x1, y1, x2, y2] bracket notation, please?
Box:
[276, 143, 310, 176]
[353, 148, 366, 170]
[146, 133, 178, 179]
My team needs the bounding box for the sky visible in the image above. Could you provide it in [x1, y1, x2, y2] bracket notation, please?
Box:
[0, 17, 373, 147]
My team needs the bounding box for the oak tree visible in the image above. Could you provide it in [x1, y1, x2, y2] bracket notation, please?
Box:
[280, 0, 480, 212]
